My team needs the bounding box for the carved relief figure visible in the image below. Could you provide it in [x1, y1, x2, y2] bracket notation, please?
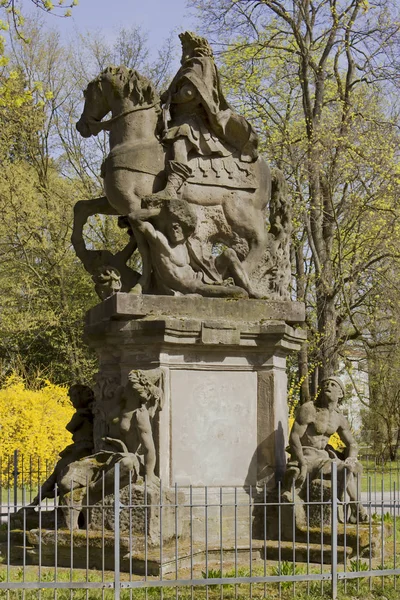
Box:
[106, 369, 163, 484]
[283, 376, 368, 523]
[26, 371, 164, 528]
[71, 197, 140, 299]
[30, 384, 95, 505]
[131, 200, 257, 298]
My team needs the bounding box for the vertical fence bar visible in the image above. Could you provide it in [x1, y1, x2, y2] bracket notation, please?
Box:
[263, 484, 267, 599]
[129, 471, 133, 600]
[291, 479, 295, 598]
[219, 486, 223, 600]
[205, 486, 208, 600]
[306, 473, 310, 596]
[144, 477, 148, 600]
[249, 484, 252, 600]
[277, 479, 282, 600]
[13, 449, 18, 514]
[343, 468, 347, 596]
[190, 485, 194, 600]
[114, 462, 121, 600]
[160, 478, 164, 600]
[69, 477, 74, 597]
[7, 484, 10, 600]
[356, 471, 360, 594]
[54, 482, 58, 599]
[102, 472, 105, 600]
[22, 486, 26, 596]
[320, 472, 324, 596]
[331, 462, 338, 600]
[85, 477, 89, 600]
[381, 475, 384, 591]
[29, 455, 32, 504]
[38, 470, 42, 587]
[175, 482, 179, 600]
[394, 481, 396, 591]
[368, 476, 372, 592]
[234, 486, 238, 600]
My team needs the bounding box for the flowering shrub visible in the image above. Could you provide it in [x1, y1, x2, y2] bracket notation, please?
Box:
[0, 375, 74, 483]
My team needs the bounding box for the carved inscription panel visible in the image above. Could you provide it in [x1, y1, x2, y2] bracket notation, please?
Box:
[170, 370, 257, 486]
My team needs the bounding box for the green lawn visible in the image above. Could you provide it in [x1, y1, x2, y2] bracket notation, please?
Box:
[361, 466, 400, 493]
[0, 563, 399, 600]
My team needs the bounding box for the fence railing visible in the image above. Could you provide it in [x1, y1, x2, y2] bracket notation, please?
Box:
[0, 453, 400, 599]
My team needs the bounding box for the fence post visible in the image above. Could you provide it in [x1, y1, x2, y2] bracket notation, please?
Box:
[13, 450, 18, 513]
[114, 461, 121, 600]
[331, 461, 338, 599]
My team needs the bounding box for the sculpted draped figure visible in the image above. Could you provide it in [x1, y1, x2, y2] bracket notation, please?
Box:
[149, 31, 258, 202]
[74, 31, 291, 299]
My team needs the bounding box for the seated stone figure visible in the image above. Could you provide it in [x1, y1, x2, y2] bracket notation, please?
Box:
[30, 384, 95, 505]
[25, 371, 163, 529]
[55, 442, 140, 530]
[282, 376, 368, 524]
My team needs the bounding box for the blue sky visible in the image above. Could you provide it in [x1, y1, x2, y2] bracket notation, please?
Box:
[21, 0, 197, 60]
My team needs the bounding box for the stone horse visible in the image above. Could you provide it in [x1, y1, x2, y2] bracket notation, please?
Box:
[75, 66, 274, 293]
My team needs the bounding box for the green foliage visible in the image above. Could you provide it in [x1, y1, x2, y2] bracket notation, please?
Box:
[194, 0, 400, 399]
[0, 157, 98, 383]
[349, 559, 369, 572]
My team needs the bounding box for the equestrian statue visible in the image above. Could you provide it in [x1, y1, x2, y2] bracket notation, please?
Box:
[73, 32, 291, 300]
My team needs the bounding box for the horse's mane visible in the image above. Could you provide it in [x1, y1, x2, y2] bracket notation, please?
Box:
[98, 65, 161, 109]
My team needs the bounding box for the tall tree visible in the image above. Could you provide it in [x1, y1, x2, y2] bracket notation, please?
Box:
[0, 20, 175, 383]
[192, 0, 400, 398]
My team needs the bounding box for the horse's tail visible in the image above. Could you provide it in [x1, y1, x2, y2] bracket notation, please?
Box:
[269, 168, 292, 237]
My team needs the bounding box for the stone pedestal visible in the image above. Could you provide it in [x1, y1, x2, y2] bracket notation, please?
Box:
[85, 294, 306, 492]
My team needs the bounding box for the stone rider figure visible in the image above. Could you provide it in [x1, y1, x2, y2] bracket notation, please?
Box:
[149, 31, 259, 201]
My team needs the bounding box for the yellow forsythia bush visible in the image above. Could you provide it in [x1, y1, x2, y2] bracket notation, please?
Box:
[0, 375, 74, 484]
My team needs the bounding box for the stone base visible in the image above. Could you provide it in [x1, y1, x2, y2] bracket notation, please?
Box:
[86, 294, 306, 489]
[0, 530, 353, 574]
[89, 482, 184, 545]
[252, 493, 390, 559]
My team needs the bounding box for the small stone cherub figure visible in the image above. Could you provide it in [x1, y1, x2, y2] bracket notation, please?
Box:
[107, 370, 164, 485]
[283, 376, 368, 523]
[30, 384, 94, 505]
[131, 199, 256, 298]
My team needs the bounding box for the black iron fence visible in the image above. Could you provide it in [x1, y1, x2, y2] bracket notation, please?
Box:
[0, 452, 399, 599]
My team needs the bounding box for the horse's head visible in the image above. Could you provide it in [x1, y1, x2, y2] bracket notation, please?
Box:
[76, 73, 111, 138]
[76, 66, 161, 138]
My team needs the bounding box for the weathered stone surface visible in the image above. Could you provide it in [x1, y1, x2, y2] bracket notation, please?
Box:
[86, 293, 305, 326]
[85, 299, 305, 489]
[170, 370, 257, 486]
[252, 493, 390, 559]
[89, 482, 184, 545]
[0, 527, 382, 573]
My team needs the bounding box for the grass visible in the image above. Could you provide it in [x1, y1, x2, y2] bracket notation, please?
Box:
[0, 563, 399, 600]
[360, 466, 400, 494]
